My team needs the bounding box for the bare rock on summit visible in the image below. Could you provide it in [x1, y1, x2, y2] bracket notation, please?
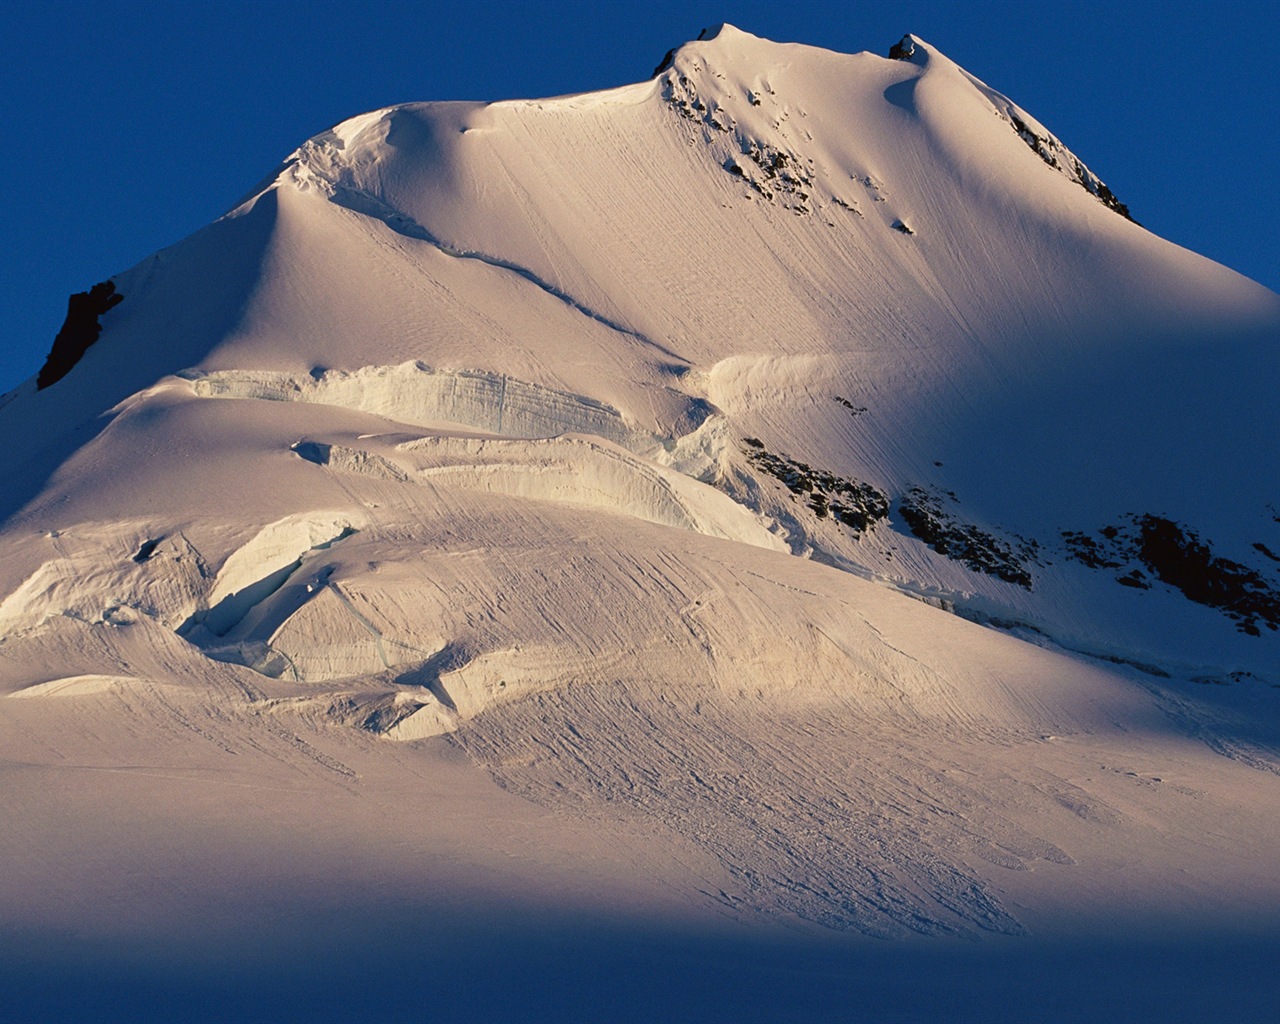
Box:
[888, 34, 917, 60]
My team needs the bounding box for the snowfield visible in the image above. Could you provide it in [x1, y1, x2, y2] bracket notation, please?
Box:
[2, 25, 1278, 1021]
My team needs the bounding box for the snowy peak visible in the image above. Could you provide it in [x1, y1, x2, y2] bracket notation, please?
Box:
[4, 27, 1280, 1006]
[5, 24, 1277, 691]
[656, 26, 1131, 221]
[257, 21, 1133, 262]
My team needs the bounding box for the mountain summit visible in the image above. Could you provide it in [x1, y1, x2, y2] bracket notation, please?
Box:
[9, 24, 1276, 676]
[2, 27, 1279, 1012]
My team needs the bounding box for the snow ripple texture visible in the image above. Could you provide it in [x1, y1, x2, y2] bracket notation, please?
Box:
[458, 684, 1053, 937]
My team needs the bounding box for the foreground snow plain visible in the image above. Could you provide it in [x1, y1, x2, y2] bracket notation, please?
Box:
[2, 26, 1279, 1020]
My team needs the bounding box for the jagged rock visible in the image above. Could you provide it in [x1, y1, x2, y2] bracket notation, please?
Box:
[1064, 515, 1280, 634]
[742, 439, 889, 533]
[36, 280, 124, 390]
[899, 488, 1035, 588]
[651, 47, 677, 78]
[1006, 113, 1135, 222]
[888, 35, 916, 61]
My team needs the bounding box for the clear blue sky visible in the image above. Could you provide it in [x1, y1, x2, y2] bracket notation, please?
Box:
[2, 0, 1276, 393]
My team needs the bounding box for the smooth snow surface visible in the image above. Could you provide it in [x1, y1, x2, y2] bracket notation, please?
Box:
[2, 24, 1278, 1020]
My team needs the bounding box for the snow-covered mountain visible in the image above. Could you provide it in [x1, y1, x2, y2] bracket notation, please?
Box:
[3, 25, 1279, 1018]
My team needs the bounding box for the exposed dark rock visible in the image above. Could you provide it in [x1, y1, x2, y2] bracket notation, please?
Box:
[1191, 670, 1266, 687]
[132, 539, 161, 564]
[888, 35, 916, 61]
[742, 440, 889, 533]
[899, 488, 1036, 588]
[833, 395, 867, 416]
[1009, 113, 1060, 169]
[37, 281, 124, 390]
[1064, 514, 1280, 635]
[651, 47, 677, 78]
[661, 71, 735, 134]
[1117, 569, 1150, 590]
[860, 175, 888, 201]
[1254, 542, 1280, 563]
[891, 219, 914, 235]
[1006, 113, 1135, 222]
[731, 138, 814, 213]
[1061, 530, 1124, 569]
[1132, 514, 1279, 635]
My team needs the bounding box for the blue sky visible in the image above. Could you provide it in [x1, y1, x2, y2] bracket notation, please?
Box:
[2, 0, 1276, 392]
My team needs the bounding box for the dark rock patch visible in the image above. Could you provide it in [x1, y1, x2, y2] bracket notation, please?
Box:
[37, 281, 124, 390]
[1132, 515, 1278, 635]
[1005, 113, 1134, 222]
[651, 47, 677, 78]
[661, 71, 735, 133]
[738, 139, 814, 212]
[1064, 514, 1280, 635]
[132, 538, 161, 564]
[1254, 542, 1280, 564]
[1117, 569, 1150, 590]
[899, 488, 1036, 588]
[1061, 530, 1124, 569]
[833, 395, 867, 416]
[888, 35, 916, 61]
[742, 440, 889, 533]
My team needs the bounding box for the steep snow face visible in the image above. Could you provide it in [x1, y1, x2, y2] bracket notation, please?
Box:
[2, 25, 1280, 962]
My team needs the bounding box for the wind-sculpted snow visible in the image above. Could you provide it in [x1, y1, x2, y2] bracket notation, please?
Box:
[188, 364, 664, 448]
[199, 512, 360, 629]
[0, 523, 209, 635]
[403, 434, 784, 550]
[8, 674, 144, 699]
[458, 685, 1060, 937]
[289, 162, 689, 365]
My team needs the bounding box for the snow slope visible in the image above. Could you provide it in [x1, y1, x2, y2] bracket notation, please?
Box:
[2, 24, 1279, 1019]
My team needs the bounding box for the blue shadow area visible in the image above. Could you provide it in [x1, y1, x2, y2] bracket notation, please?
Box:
[4, 906, 1279, 1023]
